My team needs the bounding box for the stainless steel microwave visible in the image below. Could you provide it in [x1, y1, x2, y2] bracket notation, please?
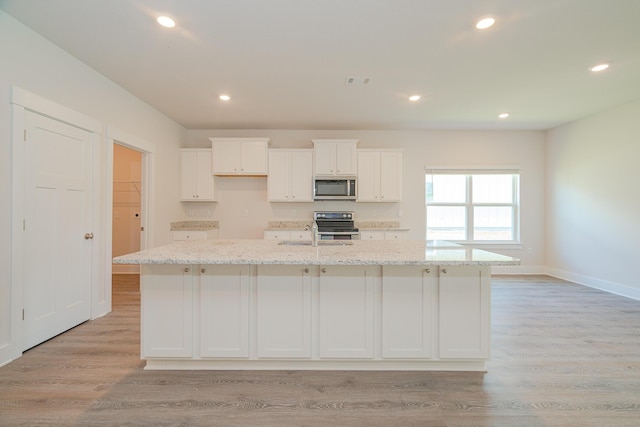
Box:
[313, 177, 356, 200]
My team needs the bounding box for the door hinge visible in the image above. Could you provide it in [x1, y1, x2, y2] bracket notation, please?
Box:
[24, 129, 27, 141]
[23, 219, 26, 231]
[22, 309, 25, 320]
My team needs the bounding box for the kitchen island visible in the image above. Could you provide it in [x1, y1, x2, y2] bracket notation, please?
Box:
[114, 239, 519, 371]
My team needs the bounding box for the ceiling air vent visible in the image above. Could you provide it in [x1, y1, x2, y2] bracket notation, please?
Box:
[346, 76, 371, 85]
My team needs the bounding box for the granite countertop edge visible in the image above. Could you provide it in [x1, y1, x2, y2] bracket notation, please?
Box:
[114, 239, 520, 267]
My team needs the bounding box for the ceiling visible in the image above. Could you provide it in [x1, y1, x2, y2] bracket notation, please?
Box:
[2, 0, 640, 131]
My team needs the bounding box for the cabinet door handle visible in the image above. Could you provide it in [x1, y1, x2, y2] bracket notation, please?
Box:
[321, 268, 327, 273]
[441, 268, 447, 274]
[425, 268, 430, 274]
[201, 268, 206, 274]
[184, 267, 190, 273]
[304, 268, 309, 273]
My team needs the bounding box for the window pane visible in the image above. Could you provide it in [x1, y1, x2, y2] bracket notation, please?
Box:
[473, 206, 513, 240]
[426, 174, 466, 203]
[427, 206, 466, 240]
[472, 175, 513, 203]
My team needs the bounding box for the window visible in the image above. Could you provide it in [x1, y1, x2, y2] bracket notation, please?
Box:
[426, 170, 520, 243]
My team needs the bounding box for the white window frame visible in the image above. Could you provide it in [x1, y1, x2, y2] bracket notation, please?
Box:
[425, 169, 520, 245]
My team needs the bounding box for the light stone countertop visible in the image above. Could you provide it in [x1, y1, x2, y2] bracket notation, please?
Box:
[113, 239, 520, 266]
[170, 221, 219, 231]
[265, 220, 408, 232]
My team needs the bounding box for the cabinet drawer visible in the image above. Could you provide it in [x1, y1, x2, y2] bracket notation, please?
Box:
[172, 230, 216, 241]
[385, 231, 408, 240]
[360, 231, 385, 240]
[264, 230, 290, 240]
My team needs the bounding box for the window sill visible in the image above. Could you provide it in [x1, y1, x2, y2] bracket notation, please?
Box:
[456, 242, 522, 251]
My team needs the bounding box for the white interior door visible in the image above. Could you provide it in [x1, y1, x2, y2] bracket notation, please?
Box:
[23, 111, 93, 350]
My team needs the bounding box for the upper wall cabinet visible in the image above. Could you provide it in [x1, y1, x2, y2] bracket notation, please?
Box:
[210, 137, 270, 175]
[312, 139, 358, 176]
[268, 149, 314, 202]
[180, 149, 215, 201]
[357, 149, 403, 202]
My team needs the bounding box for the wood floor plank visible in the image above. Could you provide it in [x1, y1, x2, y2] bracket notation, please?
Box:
[1, 274, 640, 426]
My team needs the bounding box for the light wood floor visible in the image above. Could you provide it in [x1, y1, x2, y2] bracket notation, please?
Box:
[1, 275, 640, 426]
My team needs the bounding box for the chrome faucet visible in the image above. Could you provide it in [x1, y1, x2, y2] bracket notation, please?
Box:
[306, 221, 319, 247]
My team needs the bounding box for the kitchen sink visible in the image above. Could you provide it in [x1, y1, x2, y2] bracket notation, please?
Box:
[278, 240, 354, 246]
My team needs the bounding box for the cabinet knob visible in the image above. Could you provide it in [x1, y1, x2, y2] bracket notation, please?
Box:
[304, 268, 309, 273]
[321, 268, 327, 273]
[201, 268, 205, 274]
[184, 267, 190, 273]
[84, 233, 94, 240]
[442, 268, 447, 274]
[425, 268, 430, 274]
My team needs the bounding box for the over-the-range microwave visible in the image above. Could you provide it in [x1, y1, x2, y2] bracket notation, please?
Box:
[313, 177, 356, 201]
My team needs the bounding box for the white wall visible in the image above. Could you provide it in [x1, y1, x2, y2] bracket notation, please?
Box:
[0, 11, 185, 366]
[186, 129, 546, 269]
[546, 99, 640, 299]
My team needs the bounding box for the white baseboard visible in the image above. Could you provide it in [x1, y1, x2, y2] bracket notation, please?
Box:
[491, 265, 640, 301]
[491, 265, 547, 275]
[545, 267, 640, 301]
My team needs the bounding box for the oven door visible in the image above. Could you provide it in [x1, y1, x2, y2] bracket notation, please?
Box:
[318, 231, 360, 240]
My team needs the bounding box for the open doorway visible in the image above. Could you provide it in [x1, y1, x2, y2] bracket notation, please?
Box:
[112, 144, 142, 275]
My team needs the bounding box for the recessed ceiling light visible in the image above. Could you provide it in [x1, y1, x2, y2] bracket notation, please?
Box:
[409, 95, 421, 101]
[219, 95, 231, 101]
[157, 16, 175, 28]
[590, 63, 610, 72]
[498, 113, 510, 119]
[475, 17, 495, 30]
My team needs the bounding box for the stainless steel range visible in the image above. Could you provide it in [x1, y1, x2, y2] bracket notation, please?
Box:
[313, 211, 359, 240]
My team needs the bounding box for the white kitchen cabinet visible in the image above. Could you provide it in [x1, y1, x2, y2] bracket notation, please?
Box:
[140, 265, 193, 358]
[256, 265, 313, 358]
[360, 230, 408, 241]
[439, 266, 491, 359]
[264, 230, 311, 240]
[357, 149, 403, 202]
[180, 149, 215, 201]
[382, 266, 436, 358]
[312, 139, 358, 176]
[172, 229, 219, 241]
[210, 137, 270, 175]
[199, 265, 250, 358]
[267, 149, 313, 202]
[318, 265, 377, 358]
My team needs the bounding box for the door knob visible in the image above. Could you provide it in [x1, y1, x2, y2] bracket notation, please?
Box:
[84, 233, 94, 240]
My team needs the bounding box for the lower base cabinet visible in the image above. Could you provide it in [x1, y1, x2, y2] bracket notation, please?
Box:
[256, 265, 313, 358]
[141, 265, 193, 358]
[199, 265, 250, 358]
[439, 266, 490, 359]
[319, 265, 376, 359]
[381, 265, 437, 358]
[140, 264, 490, 368]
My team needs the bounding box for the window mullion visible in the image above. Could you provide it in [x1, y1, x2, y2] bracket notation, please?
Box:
[466, 175, 473, 242]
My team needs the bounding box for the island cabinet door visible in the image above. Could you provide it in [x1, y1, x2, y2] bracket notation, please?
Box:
[141, 265, 193, 358]
[199, 265, 250, 358]
[381, 266, 437, 358]
[256, 265, 313, 358]
[439, 266, 491, 359]
[319, 265, 377, 359]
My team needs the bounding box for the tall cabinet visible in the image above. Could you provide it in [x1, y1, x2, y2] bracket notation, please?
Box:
[357, 149, 403, 202]
[267, 149, 313, 202]
[180, 149, 215, 201]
